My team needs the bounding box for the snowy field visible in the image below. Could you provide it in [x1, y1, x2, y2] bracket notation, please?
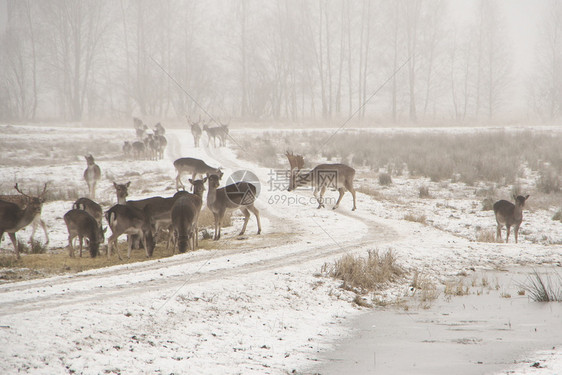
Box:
[0, 124, 561, 374]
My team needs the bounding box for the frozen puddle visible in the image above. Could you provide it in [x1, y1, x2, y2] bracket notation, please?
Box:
[315, 267, 562, 375]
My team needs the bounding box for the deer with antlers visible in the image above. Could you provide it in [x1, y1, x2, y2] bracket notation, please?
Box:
[0, 183, 48, 258]
[286, 152, 357, 211]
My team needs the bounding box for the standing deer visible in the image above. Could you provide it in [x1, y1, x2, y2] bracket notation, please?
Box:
[123, 141, 132, 159]
[206, 174, 261, 240]
[64, 209, 106, 258]
[0, 185, 49, 245]
[493, 195, 529, 243]
[155, 135, 167, 160]
[113, 181, 130, 204]
[286, 153, 357, 211]
[218, 123, 229, 147]
[73, 197, 103, 226]
[0, 183, 47, 259]
[132, 141, 145, 160]
[154, 122, 166, 137]
[171, 178, 206, 253]
[84, 154, 101, 199]
[173, 157, 222, 190]
[189, 118, 202, 148]
[105, 204, 154, 259]
[203, 125, 222, 148]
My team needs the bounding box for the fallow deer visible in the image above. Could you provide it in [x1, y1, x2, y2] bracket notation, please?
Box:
[64, 209, 106, 258]
[105, 204, 154, 259]
[73, 197, 103, 226]
[206, 174, 261, 240]
[0, 185, 49, 245]
[0, 183, 47, 258]
[493, 195, 529, 243]
[189, 118, 202, 148]
[174, 157, 222, 190]
[123, 141, 132, 159]
[170, 178, 206, 252]
[84, 154, 101, 199]
[132, 141, 145, 160]
[286, 153, 357, 211]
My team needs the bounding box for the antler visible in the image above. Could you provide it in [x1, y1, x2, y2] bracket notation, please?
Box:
[285, 151, 304, 171]
[14, 183, 32, 199]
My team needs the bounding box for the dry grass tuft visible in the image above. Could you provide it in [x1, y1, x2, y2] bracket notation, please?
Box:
[404, 213, 427, 224]
[475, 228, 497, 243]
[322, 250, 404, 294]
[519, 270, 562, 302]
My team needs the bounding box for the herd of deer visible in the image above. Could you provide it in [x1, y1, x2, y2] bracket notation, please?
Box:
[122, 118, 168, 160]
[188, 116, 230, 148]
[0, 127, 531, 260]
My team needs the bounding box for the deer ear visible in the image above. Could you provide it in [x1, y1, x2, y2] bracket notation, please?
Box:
[202, 177, 208, 183]
[126, 181, 131, 187]
[103, 226, 108, 234]
[512, 194, 517, 200]
[525, 194, 530, 200]
[189, 179, 194, 184]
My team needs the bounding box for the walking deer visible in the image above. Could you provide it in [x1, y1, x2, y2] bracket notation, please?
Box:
[105, 204, 154, 259]
[493, 195, 529, 243]
[174, 157, 222, 190]
[84, 154, 101, 199]
[0, 183, 47, 258]
[170, 178, 206, 252]
[206, 174, 261, 240]
[286, 154, 357, 211]
[64, 209, 106, 258]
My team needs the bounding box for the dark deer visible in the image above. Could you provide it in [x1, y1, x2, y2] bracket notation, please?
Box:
[0, 186, 49, 245]
[105, 204, 154, 259]
[206, 174, 261, 240]
[170, 178, 206, 252]
[0, 183, 47, 258]
[64, 209, 106, 258]
[84, 154, 101, 199]
[73, 197, 103, 226]
[493, 195, 529, 243]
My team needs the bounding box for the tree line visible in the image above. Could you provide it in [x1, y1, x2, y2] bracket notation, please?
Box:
[1, 0, 561, 124]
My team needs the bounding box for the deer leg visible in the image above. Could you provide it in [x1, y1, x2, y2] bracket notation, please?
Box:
[78, 236, 84, 257]
[248, 205, 262, 235]
[213, 211, 222, 240]
[239, 208, 250, 236]
[176, 172, 184, 190]
[333, 188, 345, 210]
[68, 235, 75, 257]
[40, 219, 49, 244]
[8, 233, 19, 259]
[505, 225, 511, 243]
[127, 235, 134, 259]
[514, 224, 520, 244]
[318, 186, 326, 208]
[346, 182, 357, 211]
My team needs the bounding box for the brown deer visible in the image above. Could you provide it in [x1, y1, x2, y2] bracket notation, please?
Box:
[73, 197, 103, 226]
[206, 174, 261, 240]
[84, 154, 101, 199]
[0, 183, 47, 258]
[286, 154, 357, 211]
[493, 195, 529, 243]
[123, 141, 132, 159]
[113, 181, 130, 204]
[64, 209, 106, 258]
[105, 204, 154, 259]
[170, 178, 206, 252]
[203, 124, 222, 148]
[132, 141, 145, 160]
[189, 117, 203, 148]
[174, 157, 222, 190]
[0, 186, 49, 245]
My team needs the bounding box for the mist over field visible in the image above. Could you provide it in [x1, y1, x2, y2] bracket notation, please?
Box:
[0, 0, 559, 125]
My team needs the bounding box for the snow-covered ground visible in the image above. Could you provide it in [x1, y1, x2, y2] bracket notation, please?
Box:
[0, 124, 560, 374]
